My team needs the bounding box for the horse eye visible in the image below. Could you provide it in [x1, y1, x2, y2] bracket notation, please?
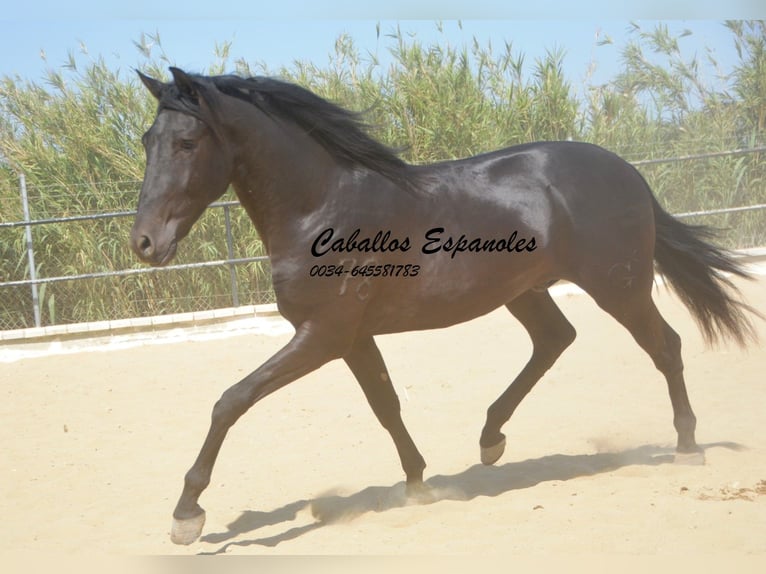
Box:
[180, 139, 197, 151]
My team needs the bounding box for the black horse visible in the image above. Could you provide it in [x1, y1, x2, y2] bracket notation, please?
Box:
[131, 68, 757, 545]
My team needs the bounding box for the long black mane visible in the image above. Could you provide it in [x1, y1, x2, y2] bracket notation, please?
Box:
[204, 74, 417, 190]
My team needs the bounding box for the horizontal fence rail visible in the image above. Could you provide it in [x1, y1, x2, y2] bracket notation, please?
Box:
[675, 203, 766, 219]
[0, 200, 241, 229]
[0, 256, 269, 288]
[631, 145, 766, 166]
[2, 145, 766, 331]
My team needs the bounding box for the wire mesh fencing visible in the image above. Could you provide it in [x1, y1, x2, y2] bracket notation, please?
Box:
[1, 180, 275, 330]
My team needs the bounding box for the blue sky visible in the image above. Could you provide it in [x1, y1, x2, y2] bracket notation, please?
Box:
[1, 1, 765, 96]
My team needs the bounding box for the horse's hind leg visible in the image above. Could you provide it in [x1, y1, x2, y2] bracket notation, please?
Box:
[480, 290, 576, 465]
[344, 336, 427, 493]
[584, 282, 702, 461]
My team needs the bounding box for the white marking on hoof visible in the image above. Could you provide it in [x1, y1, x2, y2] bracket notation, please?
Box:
[481, 437, 506, 466]
[170, 511, 206, 545]
[674, 451, 706, 466]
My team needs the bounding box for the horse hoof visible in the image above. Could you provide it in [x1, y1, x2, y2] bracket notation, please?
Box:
[674, 450, 705, 466]
[481, 437, 506, 466]
[170, 511, 206, 545]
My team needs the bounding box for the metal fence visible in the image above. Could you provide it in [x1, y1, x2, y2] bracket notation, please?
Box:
[2, 146, 766, 332]
[2, 181, 268, 324]
[0, 178, 276, 330]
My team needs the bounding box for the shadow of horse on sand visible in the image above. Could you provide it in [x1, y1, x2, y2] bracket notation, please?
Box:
[197, 441, 742, 555]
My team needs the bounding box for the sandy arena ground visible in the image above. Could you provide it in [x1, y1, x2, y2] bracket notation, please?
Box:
[1, 273, 765, 566]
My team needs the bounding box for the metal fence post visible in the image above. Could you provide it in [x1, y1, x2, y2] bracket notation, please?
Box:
[223, 204, 240, 307]
[20, 173, 42, 328]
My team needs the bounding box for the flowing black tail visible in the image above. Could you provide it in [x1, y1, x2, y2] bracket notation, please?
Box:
[652, 197, 760, 346]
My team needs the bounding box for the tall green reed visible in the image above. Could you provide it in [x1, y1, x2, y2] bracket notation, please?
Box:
[1, 22, 764, 328]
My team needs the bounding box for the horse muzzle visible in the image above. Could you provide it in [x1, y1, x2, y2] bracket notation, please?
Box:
[130, 223, 179, 267]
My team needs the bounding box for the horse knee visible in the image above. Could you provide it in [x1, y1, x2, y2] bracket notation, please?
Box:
[212, 385, 251, 427]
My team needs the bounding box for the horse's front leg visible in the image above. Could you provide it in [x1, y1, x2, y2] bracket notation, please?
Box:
[170, 320, 351, 545]
[344, 336, 426, 490]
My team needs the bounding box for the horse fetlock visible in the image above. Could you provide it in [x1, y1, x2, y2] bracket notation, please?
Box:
[674, 413, 697, 432]
[183, 468, 211, 495]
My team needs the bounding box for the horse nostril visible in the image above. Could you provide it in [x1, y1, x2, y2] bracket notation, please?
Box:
[138, 235, 154, 257]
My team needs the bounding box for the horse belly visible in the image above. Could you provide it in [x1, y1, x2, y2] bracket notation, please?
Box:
[364, 261, 545, 334]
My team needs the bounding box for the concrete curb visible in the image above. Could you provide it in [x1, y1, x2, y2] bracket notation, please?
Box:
[0, 303, 280, 345]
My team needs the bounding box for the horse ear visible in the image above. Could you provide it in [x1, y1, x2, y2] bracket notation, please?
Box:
[136, 70, 164, 100]
[169, 67, 198, 102]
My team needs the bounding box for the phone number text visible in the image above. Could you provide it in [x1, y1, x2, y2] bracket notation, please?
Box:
[309, 264, 420, 278]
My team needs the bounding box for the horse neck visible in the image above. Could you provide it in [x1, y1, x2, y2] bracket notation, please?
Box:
[225, 104, 338, 253]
